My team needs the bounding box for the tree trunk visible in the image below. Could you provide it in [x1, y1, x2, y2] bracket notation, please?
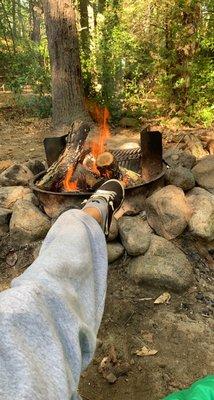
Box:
[78, 0, 90, 57]
[29, 0, 42, 43]
[12, 0, 17, 39]
[42, 0, 91, 134]
[17, 0, 25, 37]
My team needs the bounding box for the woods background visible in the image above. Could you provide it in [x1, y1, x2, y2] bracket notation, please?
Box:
[0, 0, 213, 129]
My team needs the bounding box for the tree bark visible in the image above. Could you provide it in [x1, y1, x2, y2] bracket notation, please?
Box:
[12, 0, 17, 39]
[78, 0, 90, 57]
[29, 0, 42, 43]
[42, 0, 92, 134]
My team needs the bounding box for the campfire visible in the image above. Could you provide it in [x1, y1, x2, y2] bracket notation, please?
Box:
[36, 105, 149, 193]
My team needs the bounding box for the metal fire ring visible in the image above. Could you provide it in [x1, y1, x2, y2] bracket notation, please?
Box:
[31, 147, 165, 196]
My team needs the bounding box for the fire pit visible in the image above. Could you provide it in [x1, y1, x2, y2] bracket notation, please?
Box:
[32, 130, 165, 218]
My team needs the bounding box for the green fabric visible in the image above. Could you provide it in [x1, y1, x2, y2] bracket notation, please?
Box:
[163, 376, 214, 400]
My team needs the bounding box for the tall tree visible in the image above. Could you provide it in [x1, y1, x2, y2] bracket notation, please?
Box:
[29, 0, 42, 43]
[42, 0, 91, 134]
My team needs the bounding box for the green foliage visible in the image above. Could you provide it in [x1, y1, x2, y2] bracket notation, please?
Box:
[13, 93, 52, 118]
[80, 0, 214, 126]
[2, 42, 51, 95]
[0, 0, 213, 126]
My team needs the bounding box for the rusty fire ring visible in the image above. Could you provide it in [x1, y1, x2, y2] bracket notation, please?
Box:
[31, 168, 165, 197]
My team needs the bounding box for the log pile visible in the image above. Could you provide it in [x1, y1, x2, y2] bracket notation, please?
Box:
[36, 122, 145, 192]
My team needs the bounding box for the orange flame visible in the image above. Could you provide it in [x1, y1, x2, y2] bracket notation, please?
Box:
[90, 106, 110, 158]
[63, 166, 78, 191]
[121, 175, 129, 187]
[63, 102, 111, 191]
[87, 104, 110, 175]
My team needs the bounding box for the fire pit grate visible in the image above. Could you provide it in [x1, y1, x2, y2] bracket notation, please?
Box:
[111, 148, 141, 172]
[32, 129, 164, 197]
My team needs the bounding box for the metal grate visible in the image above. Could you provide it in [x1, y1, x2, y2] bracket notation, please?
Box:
[111, 148, 141, 172]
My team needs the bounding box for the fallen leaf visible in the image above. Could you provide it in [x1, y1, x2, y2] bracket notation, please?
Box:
[135, 346, 158, 357]
[154, 292, 171, 304]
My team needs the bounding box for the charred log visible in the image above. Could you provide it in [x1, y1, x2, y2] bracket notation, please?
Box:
[96, 152, 120, 179]
[70, 163, 103, 191]
[36, 122, 90, 191]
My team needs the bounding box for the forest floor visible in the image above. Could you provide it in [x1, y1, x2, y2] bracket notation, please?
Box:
[0, 92, 213, 400]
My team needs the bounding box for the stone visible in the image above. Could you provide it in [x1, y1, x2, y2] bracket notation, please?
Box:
[165, 166, 195, 191]
[10, 200, 51, 243]
[184, 134, 208, 159]
[206, 139, 214, 155]
[128, 235, 193, 292]
[118, 215, 152, 256]
[187, 187, 214, 241]
[107, 242, 125, 263]
[108, 216, 119, 242]
[119, 117, 139, 128]
[207, 240, 214, 252]
[31, 241, 43, 259]
[0, 186, 39, 209]
[0, 207, 12, 235]
[146, 185, 192, 240]
[0, 164, 34, 186]
[24, 159, 45, 175]
[192, 155, 214, 194]
[0, 160, 13, 174]
[105, 372, 117, 384]
[163, 149, 196, 169]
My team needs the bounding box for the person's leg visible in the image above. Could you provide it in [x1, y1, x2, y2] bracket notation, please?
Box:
[0, 180, 124, 400]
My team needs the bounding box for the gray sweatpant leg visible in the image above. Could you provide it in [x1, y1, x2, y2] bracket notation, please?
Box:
[0, 209, 108, 400]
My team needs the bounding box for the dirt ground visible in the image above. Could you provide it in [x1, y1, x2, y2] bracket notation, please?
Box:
[0, 93, 213, 400]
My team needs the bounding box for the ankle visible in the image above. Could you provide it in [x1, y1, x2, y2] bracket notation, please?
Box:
[83, 207, 103, 225]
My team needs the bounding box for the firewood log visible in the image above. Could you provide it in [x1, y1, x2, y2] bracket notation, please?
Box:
[70, 163, 103, 191]
[96, 152, 120, 179]
[36, 122, 90, 191]
[119, 166, 144, 187]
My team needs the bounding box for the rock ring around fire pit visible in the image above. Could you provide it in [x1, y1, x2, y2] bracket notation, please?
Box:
[31, 168, 165, 219]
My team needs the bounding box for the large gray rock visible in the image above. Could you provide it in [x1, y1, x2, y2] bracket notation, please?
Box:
[146, 185, 192, 240]
[24, 159, 45, 175]
[0, 164, 34, 186]
[128, 235, 193, 292]
[0, 207, 12, 235]
[107, 242, 125, 263]
[187, 187, 214, 241]
[108, 216, 119, 242]
[118, 215, 152, 256]
[163, 149, 196, 169]
[165, 166, 195, 191]
[10, 200, 51, 243]
[192, 155, 214, 194]
[0, 186, 38, 209]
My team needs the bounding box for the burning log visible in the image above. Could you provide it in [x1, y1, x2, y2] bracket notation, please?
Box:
[36, 122, 90, 191]
[119, 166, 144, 187]
[71, 163, 104, 191]
[96, 152, 120, 179]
